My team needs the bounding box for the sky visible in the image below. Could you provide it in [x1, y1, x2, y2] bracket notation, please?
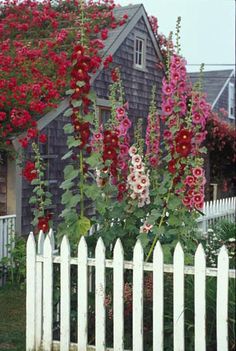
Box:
[115, 0, 235, 73]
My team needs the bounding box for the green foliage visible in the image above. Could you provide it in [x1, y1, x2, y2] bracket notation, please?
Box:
[0, 235, 26, 287]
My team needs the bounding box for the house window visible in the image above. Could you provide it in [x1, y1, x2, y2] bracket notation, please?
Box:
[228, 82, 235, 119]
[134, 36, 146, 69]
[99, 106, 111, 126]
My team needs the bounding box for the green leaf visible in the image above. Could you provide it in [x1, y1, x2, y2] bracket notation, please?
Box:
[84, 184, 100, 201]
[76, 81, 85, 87]
[29, 196, 37, 204]
[137, 234, 149, 249]
[87, 90, 96, 102]
[60, 179, 74, 190]
[36, 188, 44, 196]
[63, 108, 73, 117]
[61, 190, 73, 205]
[63, 165, 79, 180]
[67, 136, 81, 149]
[83, 113, 94, 123]
[152, 226, 165, 236]
[44, 198, 52, 206]
[168, 196, 182, 210]
[63, 123, 74, 134]
[162, 244, 172, 263]
[65, 89, 75, 95]
[31, 179, 40, 185]
[71, 99, 82, 108]
[86, 153, 101, 168]
[69, 194, 80, 207]
[76, 216, 91, 236]
[62, 150, 73, 160]
[168, 215, 179, 226]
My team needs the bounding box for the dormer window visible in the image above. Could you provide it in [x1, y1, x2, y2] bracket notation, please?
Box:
[228, 82, 235, 119]
[134, 34, 146, 70]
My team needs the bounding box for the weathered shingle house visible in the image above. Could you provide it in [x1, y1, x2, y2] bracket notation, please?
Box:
[1, 4, 164, 234]
[190, 69, 235, 199]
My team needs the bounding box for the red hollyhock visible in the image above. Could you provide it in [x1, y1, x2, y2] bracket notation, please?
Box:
[103, 146, 117, 161]
[176, 142, 191, 157]
[175, 129, 192, 144]
[23, 161, 37, 182]
[168, 159, 176, 174]
[37, 217, 49, 233]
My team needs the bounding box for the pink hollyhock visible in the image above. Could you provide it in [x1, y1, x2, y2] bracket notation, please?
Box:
[163, 130, 173, 140]
[193, 193, 204, 205]
[192, 167, 204, 178]
[182, 196, 193, 208]
[184, 175, 196, 187]
[162, 81, 173, 95]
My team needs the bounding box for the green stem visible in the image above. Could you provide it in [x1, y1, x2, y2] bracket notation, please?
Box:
[80, 150, 84, 217]
[145, 181, 173, 262]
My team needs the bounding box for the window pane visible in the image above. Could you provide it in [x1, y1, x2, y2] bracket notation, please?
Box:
[139, 40, 143, 52]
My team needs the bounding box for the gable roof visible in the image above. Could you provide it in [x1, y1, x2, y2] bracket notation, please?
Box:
[189, 69, 234, 108]
[13, 3, 163, 149]
[91, 4, 163, 83]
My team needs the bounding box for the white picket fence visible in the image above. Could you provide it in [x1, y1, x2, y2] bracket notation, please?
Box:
[0, 214, 16, 261]
[197, 196, 236, 234]
[26, 230, 236, 351]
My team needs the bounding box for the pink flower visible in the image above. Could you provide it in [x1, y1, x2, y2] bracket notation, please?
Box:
[184, 175, 196, 187]
[116, 107, 126, 120]
[140, 222, 153, 234]
[163, 130, 173, 140]
[132, 155, 142, 165]
[192, 167, 204, 178]
[162, 82, 173, 96]
[193, 193, 204, 205]
[162, 99, 174, 116]
[129, 146, 137, 156]
[182, 196, 193, 208]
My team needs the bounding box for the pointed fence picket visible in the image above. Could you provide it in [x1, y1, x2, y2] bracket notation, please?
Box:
[217, 246, 229, 351]
[60, 236, 71, 351]
[133, 240, 144, 351]
[26, 233, 236, 351]
[173, 243, 185, 351]
[194, 244, 206, 351]
[78, 237, 88, 350]
[95, 238, 106, 351]
[113, 239, 124, 351]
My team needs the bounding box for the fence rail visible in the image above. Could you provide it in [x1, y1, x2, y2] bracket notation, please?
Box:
[0, 214, 16, 261]
[26, 230, 235, 351]
[197, 196, 236, 234]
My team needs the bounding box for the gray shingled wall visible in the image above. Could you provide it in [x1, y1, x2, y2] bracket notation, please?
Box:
[21, 113, 69, 234]
[93, 16, 164, 125]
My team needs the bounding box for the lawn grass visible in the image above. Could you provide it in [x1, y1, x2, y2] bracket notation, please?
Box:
[0, 285, 26, 351]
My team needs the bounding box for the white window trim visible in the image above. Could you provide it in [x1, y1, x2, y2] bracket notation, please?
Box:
[228, 82, 235, 119]
[134, 33, 147, 71]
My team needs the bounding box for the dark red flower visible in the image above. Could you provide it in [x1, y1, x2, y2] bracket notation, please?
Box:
[168, 159, 176, 174]
[176, 142, 191, 157]
[175, 129, 192, 144]
[39, 134, 47, 143]
[23, 161, 37, 182]
[19, 137, 28, 148]
[103, 146, 117, 161]
[38, 217, 49, 233]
